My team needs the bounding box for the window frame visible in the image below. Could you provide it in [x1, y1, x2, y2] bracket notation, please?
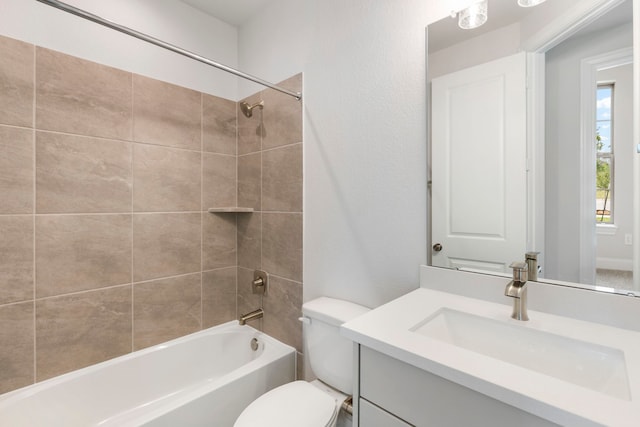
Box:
[596, 82, 615, 225]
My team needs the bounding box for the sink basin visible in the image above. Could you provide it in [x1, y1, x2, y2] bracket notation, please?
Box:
[411, 308, 630, 400]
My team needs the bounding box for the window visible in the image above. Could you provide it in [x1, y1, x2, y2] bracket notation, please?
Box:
[596, 84, 614, 223]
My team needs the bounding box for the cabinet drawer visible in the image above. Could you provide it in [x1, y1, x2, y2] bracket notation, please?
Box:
[359, 346, 557, 427]
[359, 398, 412, 427]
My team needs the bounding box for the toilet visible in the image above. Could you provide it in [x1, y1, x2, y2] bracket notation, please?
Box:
[234, 297, 370, 427]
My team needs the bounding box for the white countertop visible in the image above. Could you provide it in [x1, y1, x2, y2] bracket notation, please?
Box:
[341, 287, 640, 426]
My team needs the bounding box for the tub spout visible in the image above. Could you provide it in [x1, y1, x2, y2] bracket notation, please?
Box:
[239, 308, 263, 325]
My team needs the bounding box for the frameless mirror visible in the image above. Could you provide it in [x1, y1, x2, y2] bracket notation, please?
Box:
[427, 0, 638, 295]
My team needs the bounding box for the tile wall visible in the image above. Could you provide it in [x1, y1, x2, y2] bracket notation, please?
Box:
[235, 74, 304, 376]
[0, 33, 303, 394]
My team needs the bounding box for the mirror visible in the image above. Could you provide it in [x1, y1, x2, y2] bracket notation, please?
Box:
[427, 0, 638, 295]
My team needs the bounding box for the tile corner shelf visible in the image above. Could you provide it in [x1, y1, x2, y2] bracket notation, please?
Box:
[207, 207, 254, 213]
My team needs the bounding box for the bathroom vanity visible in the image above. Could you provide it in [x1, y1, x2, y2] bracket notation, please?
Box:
[358, 347, 556, 426]
[342, 267, 640, 426]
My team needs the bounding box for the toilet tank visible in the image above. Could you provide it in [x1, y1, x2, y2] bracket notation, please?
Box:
[302, 297, 370, 395]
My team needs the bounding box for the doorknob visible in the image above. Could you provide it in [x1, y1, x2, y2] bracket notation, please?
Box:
[433, 243, 443, 252]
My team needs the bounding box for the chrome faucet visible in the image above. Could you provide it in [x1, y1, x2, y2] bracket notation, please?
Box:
[504, 262, 529, 321]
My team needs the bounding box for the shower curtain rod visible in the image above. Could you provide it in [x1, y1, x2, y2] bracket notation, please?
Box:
[35, 0, 302, 101]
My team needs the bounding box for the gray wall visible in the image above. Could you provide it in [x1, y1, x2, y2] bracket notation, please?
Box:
[545, 23, 633, 282]
[239, 0, 434, 308]
[428, 23, 521, 80]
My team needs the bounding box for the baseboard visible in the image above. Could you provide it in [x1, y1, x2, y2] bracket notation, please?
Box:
[596, 257, 633, 271]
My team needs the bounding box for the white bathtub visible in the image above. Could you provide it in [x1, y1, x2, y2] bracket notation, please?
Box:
[0, 322, 296, 427]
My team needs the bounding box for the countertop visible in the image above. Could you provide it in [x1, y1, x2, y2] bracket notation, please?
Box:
[341, 287, 640, 426]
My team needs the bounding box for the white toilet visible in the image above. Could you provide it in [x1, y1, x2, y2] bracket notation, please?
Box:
[234, 297, 370, 427]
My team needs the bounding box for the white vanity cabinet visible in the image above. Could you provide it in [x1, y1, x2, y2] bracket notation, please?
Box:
[344, 273, 640, 426]
[357, 346, 558, 427]
[358, 398, 411, 427]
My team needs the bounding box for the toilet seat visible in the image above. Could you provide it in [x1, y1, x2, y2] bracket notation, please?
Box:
[233, 381, 338, 427]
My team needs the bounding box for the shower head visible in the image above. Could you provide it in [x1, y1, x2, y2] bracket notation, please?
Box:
[240, 100, 264, 118]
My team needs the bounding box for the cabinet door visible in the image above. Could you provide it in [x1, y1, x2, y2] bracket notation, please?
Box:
[360, 347, 558, 427]
[359, 398, 412, 427]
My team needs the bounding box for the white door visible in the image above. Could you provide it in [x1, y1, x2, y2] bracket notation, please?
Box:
[431, 52, 528, 273]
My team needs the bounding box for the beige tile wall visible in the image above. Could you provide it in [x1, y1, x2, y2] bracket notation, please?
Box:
[236, 74, 304, 371]
[0, 33, 303, 395]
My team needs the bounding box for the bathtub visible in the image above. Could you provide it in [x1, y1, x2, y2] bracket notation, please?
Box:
[0, 322, 296, 427]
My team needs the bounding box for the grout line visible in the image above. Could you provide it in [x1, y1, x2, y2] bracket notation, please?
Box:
[133, 210, 202, 215]
[29, 127, 217, 156]
[2, 273, 223, 309]
[130, 76, 135, 352]
[33, 282, 132, 303]
[259, 98, 264, 276]
[257, 141, 303, 155]
[257, 210, 303, 215]
[32, 44, 37, 384]
[0, 299, 36, 309]
[32, 212, 134, 216]
[132, 271, 203, 286]
[23, 211, 204, 217]
[235, 265, 238, 320]
[234, 102, 240, 319]
[0, 123, 34, 131]
[199, 271, 203, 330]
[200, 92, 204, 153]
[133, 139, 225, 155]
[235, 100, 239, 321]
[131, 69, 135, 142]
[257, 90, 265, 327]
[201, 266, 237, 275]
[32, 298, 36, 384]
[200, 93, 204, 329]
[236, 150, 260, 158]
[235, 94, 239, 157]
[22, 268, 209, 306]
[131, 279, 134, 352]
[267, 273, 303, 286]
[236, 150, 263, 158]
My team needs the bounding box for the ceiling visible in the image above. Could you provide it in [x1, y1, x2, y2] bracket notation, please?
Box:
[566, 0, 632, 41]
[180, 0, 270, 26]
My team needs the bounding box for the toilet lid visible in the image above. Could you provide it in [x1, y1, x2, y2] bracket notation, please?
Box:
[234, 381, 338, 427]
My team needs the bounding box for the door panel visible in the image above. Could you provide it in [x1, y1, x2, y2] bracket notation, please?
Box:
[431, 52, 528, 272]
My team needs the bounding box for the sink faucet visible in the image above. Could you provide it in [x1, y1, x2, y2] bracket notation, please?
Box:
[504, 262, 529, 321]
[525, 252, 540, 281]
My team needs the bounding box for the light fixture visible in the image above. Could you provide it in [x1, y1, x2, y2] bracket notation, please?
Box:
[518, 0, 547, 7]
[457, 0, 488, 30]
[453, 0, 548, 31]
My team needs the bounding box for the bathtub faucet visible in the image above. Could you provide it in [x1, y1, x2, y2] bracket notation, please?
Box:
[239, 308, 264, 325]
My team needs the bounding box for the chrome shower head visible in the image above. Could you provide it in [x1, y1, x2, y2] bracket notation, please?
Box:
[240, 100, 264, 118]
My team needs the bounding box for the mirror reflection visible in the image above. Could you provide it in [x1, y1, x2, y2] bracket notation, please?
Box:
[427, 0, 637, 294]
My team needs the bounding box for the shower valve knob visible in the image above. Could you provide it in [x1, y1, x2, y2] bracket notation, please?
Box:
[252, 270, 269, 295]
